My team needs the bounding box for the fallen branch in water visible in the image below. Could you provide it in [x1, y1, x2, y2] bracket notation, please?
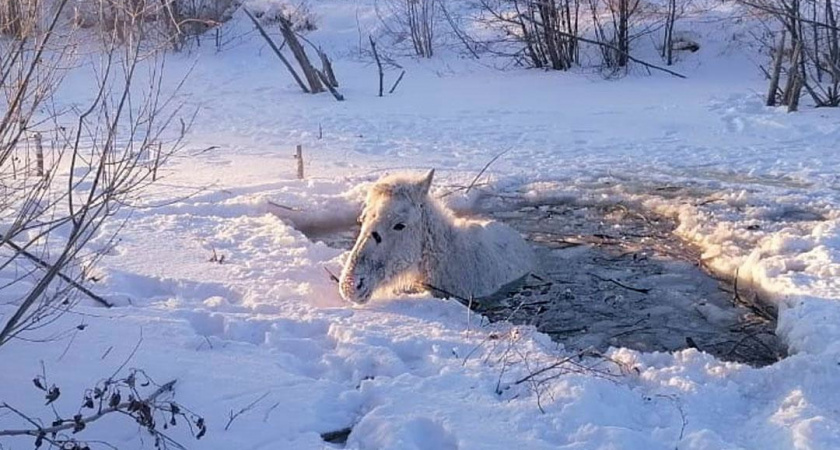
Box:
[590, 274, 651, 294]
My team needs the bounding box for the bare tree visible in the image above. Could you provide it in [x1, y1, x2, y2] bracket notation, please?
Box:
[278, 14, 325, 92]
[662, 0, 678, 65]
[0, 0, 38, 39]
[476, 0, 581, 70]
[588, 0, 657, 70]
[0, 0, 191, 347]
[742, 0, 840, 108]
[471, 0, 685, 77]
[378, 0, 438, 57]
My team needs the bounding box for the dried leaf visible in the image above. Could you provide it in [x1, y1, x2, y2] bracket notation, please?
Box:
[109, 391, 121, 408]
[45, 386, 60, 405]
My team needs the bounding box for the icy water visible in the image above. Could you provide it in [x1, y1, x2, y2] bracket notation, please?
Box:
[307, 197, 785, 367]
[478, 197, 785, 367]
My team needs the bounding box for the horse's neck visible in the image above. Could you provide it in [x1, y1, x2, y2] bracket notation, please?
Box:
[420, 199, 463, 274]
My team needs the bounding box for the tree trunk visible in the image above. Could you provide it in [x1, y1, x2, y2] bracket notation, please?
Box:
[767, 30, 786, 106]
[278, 16, 324, 93]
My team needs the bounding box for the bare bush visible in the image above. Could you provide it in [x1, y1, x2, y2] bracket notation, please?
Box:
[588, 0, 662, 70]
[472, 0, 686, 76]
[377, 0, 438, 57]
[160, 0, 243, 50]
[475, 0, 582, 69]
[0, 0, 191, 347]
[65, 0, 241, 50]
[0, 0, 41, 39]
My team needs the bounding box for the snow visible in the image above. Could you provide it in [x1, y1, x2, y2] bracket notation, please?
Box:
[3, 1, 840, 449]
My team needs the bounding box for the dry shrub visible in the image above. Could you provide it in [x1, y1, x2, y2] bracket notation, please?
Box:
[0, 0, 41, 39]
[66, 0, 242, 49]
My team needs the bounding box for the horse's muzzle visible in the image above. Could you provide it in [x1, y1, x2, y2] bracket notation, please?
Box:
[339, 269, 373, 304]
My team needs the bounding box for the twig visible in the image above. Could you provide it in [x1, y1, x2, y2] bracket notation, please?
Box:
[465, 147, 512, 194]
[109, 331, 143, 381]
[262, 401, 282, 423]
[544, 326, 587, 336]
[423, 282, 479, 309]
[590, 274, 651, 294]
[0, 237, 113, 307]
[267, 200, 300, 212]
[389, 70, 406, 94]
[324, 267, 339, 283]
[57, 327, 80, 361]
[0, 381, 177, 437]
[190, 145, 220, 156]
[225, 392, 270, 431]
[513, 353, 579, 385]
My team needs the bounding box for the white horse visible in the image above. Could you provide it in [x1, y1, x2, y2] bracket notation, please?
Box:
[339, 170, 534, 304]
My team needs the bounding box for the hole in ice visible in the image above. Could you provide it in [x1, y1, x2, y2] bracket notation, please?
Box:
[479, 198, 787, 367]
[296, 195, 787, 367]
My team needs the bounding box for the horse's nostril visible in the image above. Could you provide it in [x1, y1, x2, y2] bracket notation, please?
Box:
[371, 231, 381, 244]
[356, 278, 365, 290]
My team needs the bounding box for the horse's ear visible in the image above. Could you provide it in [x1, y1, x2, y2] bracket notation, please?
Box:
[419, 169, 434, 195]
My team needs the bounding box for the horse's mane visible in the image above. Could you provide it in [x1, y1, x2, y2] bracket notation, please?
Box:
[370, 173, 430, 200]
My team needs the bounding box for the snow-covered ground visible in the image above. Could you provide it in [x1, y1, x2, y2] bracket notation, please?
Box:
[3, 1, 840, 448]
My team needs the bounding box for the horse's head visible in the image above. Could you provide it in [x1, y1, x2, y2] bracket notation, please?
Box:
[339, 170, 435, 303]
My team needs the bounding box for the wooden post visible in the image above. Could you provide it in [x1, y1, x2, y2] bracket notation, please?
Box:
[295, 145, 304, 179]
[33, 132, 44, 177]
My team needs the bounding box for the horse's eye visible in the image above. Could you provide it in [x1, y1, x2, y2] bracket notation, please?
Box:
[393, 223, 405, 231]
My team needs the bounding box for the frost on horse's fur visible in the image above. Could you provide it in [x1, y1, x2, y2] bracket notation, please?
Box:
[339, 170, 534, 304]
